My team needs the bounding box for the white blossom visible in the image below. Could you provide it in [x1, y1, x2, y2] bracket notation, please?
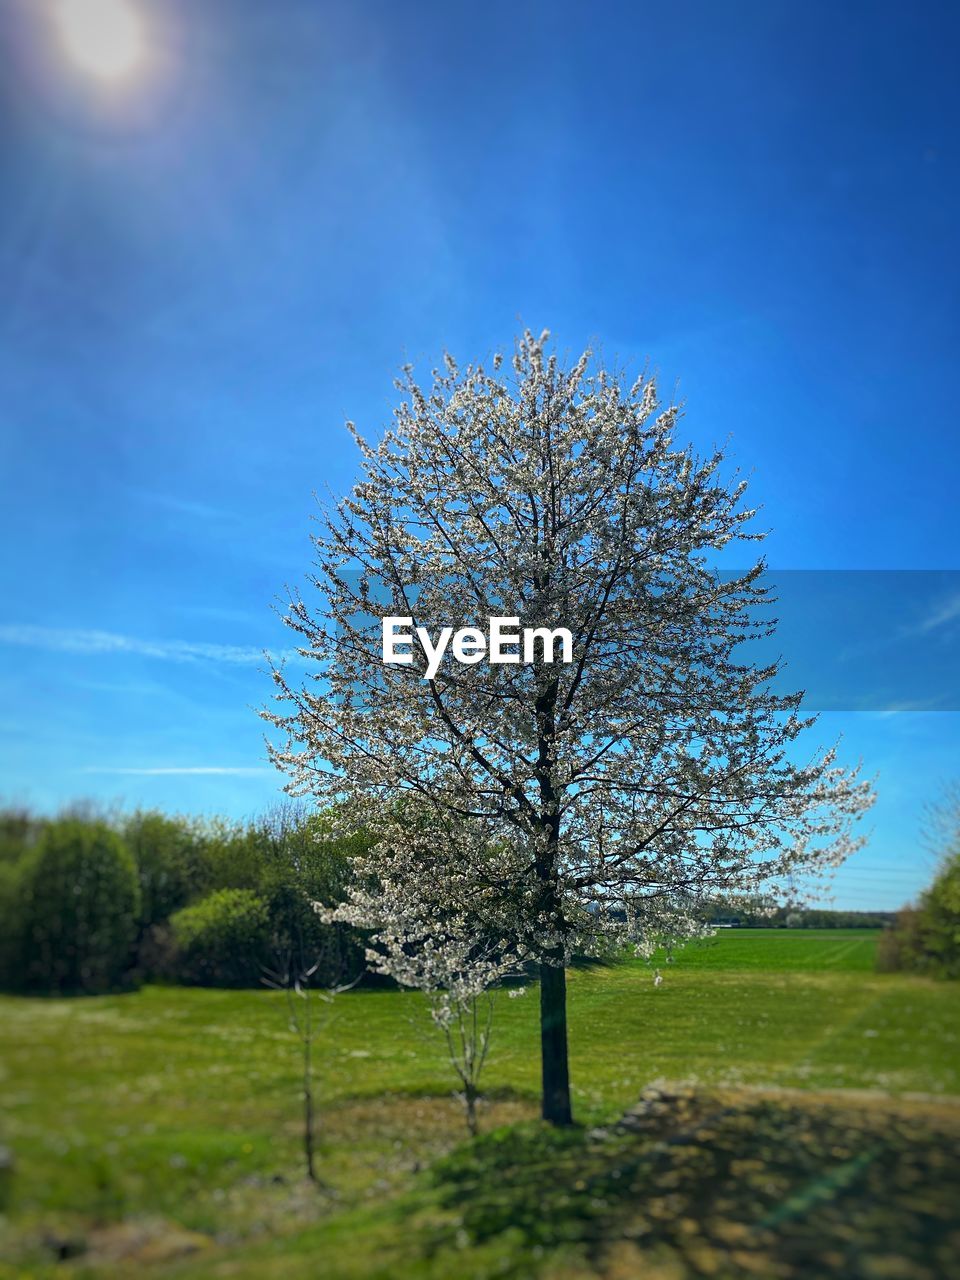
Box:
[265, 330, 876, 1124]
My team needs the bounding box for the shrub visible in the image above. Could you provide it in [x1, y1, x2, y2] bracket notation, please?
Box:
[13, 819, 140, 993]
[169, 889, 271, 987]
[251, 806, 369, 986]
[877, 795, 960, 980]
[0, 803, 372, 990]
[0, 859, 19, 988]
[261, 877, 365, 986]
[0, 808, 43, 865]
[122, 811, 213, 931]
[892, 858, 960, 979]
[877, 868, 960, 979]
[134, 922, 179, 982]
[920, 855, 960, 978]
[875, 916, 910, 973]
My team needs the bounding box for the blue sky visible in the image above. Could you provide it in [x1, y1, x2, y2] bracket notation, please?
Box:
[0, 0, 957, 909]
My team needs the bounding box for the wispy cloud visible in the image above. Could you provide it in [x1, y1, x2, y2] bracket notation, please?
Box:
[127, 488, 236, 523]
[870, 697, 946, 718]
[911, 591, 960, 636]
[80, 766, 274, 777]
[0, 625, 294, 666]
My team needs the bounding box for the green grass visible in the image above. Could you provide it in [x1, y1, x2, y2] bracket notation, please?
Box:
[653, 927, 880, 972]
[0, 930, 958, 1278]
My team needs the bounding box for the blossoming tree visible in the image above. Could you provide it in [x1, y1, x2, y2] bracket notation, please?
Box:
[347, 883, 521, 1135]
[265, 330, 874, 1126]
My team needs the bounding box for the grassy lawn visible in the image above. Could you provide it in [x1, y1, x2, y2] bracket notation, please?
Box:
[1, 931, 958, 1278]
[654, 926, 880, 972]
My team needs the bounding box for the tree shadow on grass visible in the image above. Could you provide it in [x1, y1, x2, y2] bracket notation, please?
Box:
[428, 1087, 960, 1278]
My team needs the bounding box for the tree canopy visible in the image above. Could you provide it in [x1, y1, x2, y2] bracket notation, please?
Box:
[266, 330, 874, 1123]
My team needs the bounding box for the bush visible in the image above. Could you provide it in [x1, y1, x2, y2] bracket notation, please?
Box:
[169, 889, 271, 987]
[0, 859, 19, 987]
[122, 811, 213, 931]
[134, 922, 179, 982]
[875, 916, 910, 973]
[0, 803, 371, 991]
[919, 855, 960, 978]
[250, 806, 369, 986]
[261, 877, 365, 986]
[875, 788, 960, 980]
[0, 808, 43, 865]
[877, 863, 960, 979]
[12, 819, 140, 993]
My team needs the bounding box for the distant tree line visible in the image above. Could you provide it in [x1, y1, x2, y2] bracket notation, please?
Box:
[3, 800, 948, 996]
[699, 897, 895, 929]
[0, 803, 367, 995]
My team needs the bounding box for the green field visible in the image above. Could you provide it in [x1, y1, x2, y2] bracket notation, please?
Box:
[1, 930, 958, 1279]
[655, 926, 880, 971]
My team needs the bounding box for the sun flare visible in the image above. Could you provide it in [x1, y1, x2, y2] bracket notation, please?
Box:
[53, 0, 145, 83]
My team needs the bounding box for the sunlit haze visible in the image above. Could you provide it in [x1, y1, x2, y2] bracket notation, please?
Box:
[52, 0, 145, 82]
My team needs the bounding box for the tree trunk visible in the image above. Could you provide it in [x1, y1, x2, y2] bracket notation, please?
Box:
[464, 1083, 479, 1137]
[304, 1037, 318, 1182]
[539, 959, 573, 1125]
